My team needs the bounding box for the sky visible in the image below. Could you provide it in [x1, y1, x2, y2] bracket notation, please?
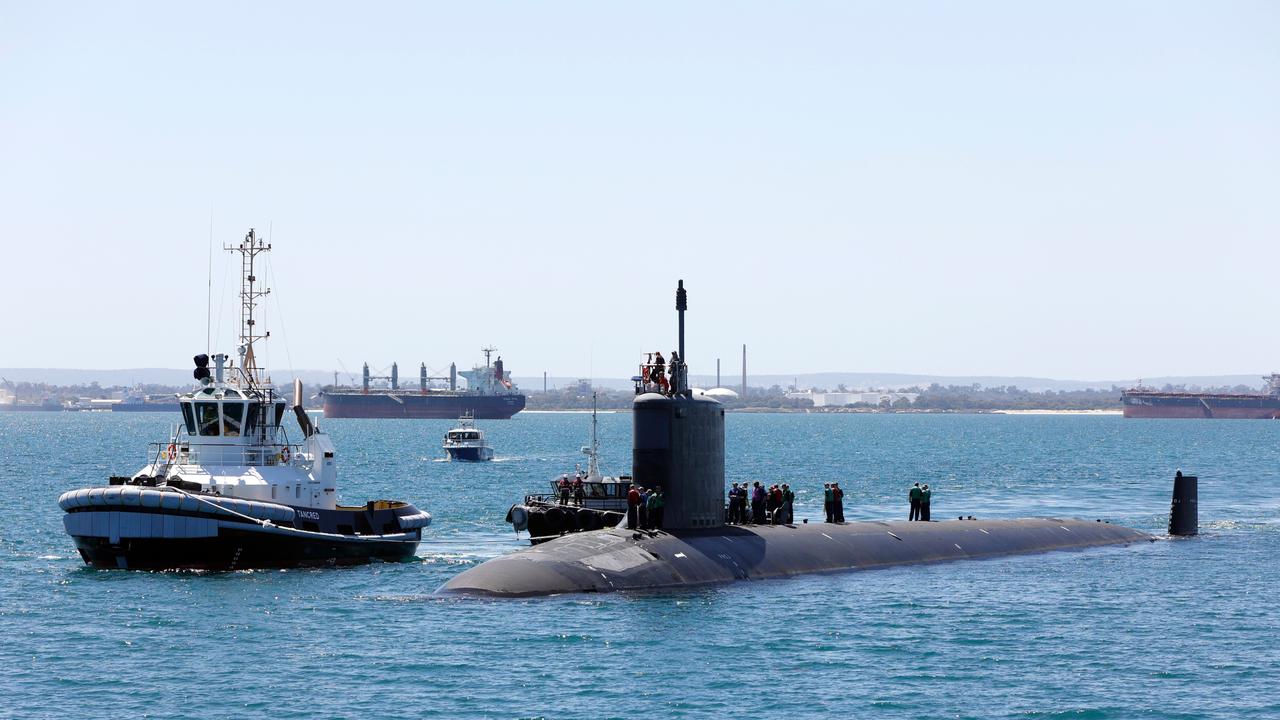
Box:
[1, 1, 1277, 381]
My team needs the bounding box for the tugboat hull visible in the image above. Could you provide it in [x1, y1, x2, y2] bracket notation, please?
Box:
[59, 486, 430, 570]
[71, 524, 418, 570]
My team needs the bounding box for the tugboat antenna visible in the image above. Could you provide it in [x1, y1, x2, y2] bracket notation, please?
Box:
[225, 228, 272, 386]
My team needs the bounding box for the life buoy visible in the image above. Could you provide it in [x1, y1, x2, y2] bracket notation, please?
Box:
[279, 446, 291, 463]
[510, 505, 529, 532]
[166, 444, 177, 461]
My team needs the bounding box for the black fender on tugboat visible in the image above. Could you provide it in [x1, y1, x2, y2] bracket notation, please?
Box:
[577, 508, 600, 531]
[508, 505, 529, 532]
[542, 507, 567, 534]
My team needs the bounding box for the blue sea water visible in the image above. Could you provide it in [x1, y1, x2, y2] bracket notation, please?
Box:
[2, 411, 1278, 719]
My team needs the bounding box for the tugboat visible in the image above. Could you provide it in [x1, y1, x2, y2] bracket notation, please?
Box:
[58, 229, 431, 570]
[504, 394, 629, 543]
[442, 412, 493, 461]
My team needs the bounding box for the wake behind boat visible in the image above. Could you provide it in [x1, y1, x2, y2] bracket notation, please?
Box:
[58, 229, 430, 570]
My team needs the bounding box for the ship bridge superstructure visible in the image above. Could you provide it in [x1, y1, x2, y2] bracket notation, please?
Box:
[136, 229, 339, 509]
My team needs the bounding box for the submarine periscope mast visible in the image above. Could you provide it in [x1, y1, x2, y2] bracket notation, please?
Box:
[440, 280, 1155, 597]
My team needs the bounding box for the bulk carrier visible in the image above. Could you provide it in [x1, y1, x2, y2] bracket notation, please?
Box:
[1121, 374, 1280, 419]
[319, 348, 526, 419]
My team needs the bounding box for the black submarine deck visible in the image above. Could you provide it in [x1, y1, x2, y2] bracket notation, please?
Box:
[439, 517, 1152, 597]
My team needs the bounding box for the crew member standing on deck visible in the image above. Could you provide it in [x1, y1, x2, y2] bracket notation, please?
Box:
[909, 482, 922, 521]
[653, 352, 667, 393]
[832, 482, 845, 523]
[668, 350, 682, 395]
[781, 484, 794, 524]
[626, 484, 641, 530]
[638, 487, 651, 529]
[751, 482, 766, 524]
[920, 484, 932, 521]
[728, 482, 742, 524]
[649, 487, 665, 530]
[823, 483, 834, 523]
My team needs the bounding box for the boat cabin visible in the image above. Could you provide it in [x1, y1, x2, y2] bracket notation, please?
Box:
[178, 387, 286, 441]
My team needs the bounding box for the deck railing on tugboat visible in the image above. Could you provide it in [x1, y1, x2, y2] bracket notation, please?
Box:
[148, 442, 304, 467]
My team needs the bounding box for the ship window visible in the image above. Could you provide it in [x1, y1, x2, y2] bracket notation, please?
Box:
[180, 403, 196, 435]
[195, 402, 220, 436]
[244, 403, 260, 433]
[222, 402, 245, 437]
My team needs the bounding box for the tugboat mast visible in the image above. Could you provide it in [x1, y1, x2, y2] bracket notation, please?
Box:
[226, 228, 272, 387]
[587, 392, 600, 478]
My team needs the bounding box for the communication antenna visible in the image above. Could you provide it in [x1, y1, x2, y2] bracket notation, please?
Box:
[206, 213, 214, 354]
[225, 228, 272, 385]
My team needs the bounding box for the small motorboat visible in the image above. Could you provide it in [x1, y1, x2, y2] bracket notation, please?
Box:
[443, 413, 493, 461]
[58, 229, 430, 570]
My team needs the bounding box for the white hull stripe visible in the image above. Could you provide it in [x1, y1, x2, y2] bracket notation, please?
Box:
[59, 486, 295, 523]
[65, 510, 420, 544]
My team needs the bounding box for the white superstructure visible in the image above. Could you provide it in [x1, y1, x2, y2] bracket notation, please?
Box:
[134, 230, 338, 509]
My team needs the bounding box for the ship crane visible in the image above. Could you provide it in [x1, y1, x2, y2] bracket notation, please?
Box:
[361, 362, 401, 392]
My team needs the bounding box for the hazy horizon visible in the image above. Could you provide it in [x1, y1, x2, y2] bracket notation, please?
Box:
[3, 2, 1276, 379]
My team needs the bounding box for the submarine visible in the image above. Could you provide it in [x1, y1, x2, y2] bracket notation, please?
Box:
[439, 281, 1164, 598]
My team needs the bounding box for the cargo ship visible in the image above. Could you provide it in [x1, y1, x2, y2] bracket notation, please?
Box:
[320, 348, 526, 419]
[1121, 374, 1280, 419]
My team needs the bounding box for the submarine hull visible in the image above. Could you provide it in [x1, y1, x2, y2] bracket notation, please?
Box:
[439, 518, 1152, 597]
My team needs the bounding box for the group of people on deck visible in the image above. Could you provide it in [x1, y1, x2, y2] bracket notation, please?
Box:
[726, 482, 795, 525]
[625, 484, 665, 530]
[617, 479, 935, 529]
[641, 350, 683, 396]
[557, 473, 587, 506]
[908, 482, 932, 521]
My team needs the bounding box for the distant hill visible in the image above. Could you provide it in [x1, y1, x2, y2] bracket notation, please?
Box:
[687, 372, 1271, 393]
[2, 368, 1269, 393]
[0, 367, 340, 388]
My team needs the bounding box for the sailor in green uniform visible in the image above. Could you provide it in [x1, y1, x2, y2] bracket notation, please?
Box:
[920, 484, 932, 522]
[909, 482, 922, 521]
[647, 487, 665, 530]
